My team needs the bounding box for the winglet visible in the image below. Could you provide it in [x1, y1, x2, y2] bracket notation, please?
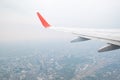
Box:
[37, 12, 51, 28]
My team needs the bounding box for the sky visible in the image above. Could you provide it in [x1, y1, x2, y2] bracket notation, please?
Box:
[0, 0, 120, 42]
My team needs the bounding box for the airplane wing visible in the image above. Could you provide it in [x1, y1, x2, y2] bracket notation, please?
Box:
[37, 12, 120, 52]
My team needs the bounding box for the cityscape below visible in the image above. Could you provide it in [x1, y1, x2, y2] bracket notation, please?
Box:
[0, 41, 120, 80]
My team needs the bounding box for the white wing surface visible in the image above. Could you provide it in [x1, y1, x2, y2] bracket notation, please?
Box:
[37, 12, 120, 52]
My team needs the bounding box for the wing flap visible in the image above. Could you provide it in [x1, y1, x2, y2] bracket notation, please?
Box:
[98, 44, 120, 52]
[71, 37, 90, 43]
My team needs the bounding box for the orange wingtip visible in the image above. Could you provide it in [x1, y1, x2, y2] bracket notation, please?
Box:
[37, 12, 51, 28]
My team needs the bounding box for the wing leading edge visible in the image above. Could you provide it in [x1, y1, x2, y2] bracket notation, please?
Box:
[37, 12, 120, 52]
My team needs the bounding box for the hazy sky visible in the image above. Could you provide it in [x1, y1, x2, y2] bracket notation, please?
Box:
[0, 0, 120, 42]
